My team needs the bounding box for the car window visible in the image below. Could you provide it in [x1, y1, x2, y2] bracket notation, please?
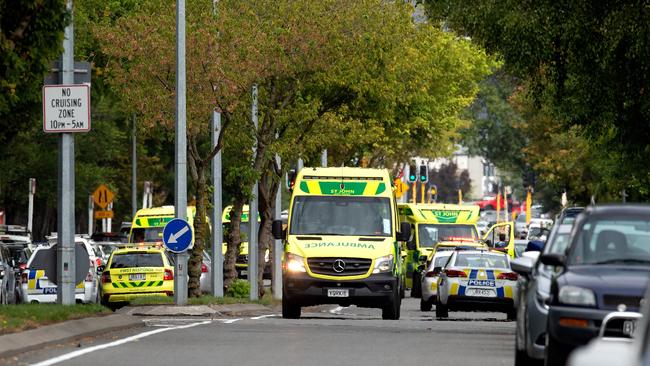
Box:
[110, 253, 164, 268]
[454, 253, 508, 268]
[568, 218, 650, 265]
[430, 253, 452, 269]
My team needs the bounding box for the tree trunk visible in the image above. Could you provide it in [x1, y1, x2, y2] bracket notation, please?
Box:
[187, 162, 208, 297]
[257, 161, 280, 298]
[224, 200, 243, 290]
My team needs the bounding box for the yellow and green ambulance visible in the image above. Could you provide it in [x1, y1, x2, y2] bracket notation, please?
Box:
[398, 203, 485, 297]
[221, 205, 269, 279]
[273, 167, 411, 320]
[129, 205, 197, 246]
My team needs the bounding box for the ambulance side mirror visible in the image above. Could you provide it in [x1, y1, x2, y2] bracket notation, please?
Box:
[397, 222, 411, 242]
[272, 220, 285, 240]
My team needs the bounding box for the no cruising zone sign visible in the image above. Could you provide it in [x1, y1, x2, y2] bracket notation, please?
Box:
[43, 84, 91, 133]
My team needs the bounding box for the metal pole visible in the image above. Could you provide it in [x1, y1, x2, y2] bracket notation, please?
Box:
[273, 154, 282, 300]
[87, 196, 93, 235]
[131, 114, 137, 219]
[57, 0, 76, 305]
[142, 181, 148, 209]
[321, 150, 327, 168]
[249, 84, 259, 301]
[27, 178, 35, 234]
[211, 110, 223, 297]
[174, 0, 188, 306]
[297, 158, 304, 173]
[107, 202, 112, 232]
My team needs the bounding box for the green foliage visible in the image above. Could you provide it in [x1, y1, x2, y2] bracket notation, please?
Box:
[429, 162, 471, 203]
[225, 279, 250, 299]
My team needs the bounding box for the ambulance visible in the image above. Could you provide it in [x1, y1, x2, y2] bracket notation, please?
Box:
[129, 206, 196, 246]
[221, 205, 269, 279]
[398, 203, 485, 297]
[272, 167, 411, 320]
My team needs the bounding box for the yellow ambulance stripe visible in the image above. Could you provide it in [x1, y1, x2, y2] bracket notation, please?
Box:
[362, 181, 380, 195]
[306, 181, 321, 194]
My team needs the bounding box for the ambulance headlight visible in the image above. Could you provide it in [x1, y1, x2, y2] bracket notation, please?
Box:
[285, 253, 306, 273]
[373, 254, 394, 273]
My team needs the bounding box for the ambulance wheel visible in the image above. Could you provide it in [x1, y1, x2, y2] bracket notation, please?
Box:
[399, 279, 405, 299]
[410, 272, 421, 298]
[435, 301, 448, 318]
[382, 289, 401, 320]
[420, 298, 432, 312]
[282, 298, 301, 319]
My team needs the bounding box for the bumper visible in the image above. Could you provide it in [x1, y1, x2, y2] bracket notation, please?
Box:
[447, 295, 514, 312]
[547, 305, 610, 347]
[421, 278, 438, 302]
[106, 291, 173, 303]
[526, 294, 550, 359]
[283, 272, 397, 308]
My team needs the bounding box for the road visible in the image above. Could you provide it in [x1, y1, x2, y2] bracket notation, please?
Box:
[6, 297, 515, 366]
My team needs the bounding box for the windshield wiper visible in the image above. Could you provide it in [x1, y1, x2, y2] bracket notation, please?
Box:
[591, 258, 650, 265]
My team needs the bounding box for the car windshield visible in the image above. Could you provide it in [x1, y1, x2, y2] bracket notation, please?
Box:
[568, 217, 650, 265]
[454, 253, 509, 268]
[290, 196, 392, 236]
[110, 253, 164, 268]
[130, 227, 164, 243]
[418, 224, 478, 247]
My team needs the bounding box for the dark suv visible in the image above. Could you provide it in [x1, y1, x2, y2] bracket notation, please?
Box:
[541, 205, 650, 366]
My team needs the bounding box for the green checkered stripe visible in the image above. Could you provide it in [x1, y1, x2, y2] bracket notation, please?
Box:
[112, 281, 164, 288]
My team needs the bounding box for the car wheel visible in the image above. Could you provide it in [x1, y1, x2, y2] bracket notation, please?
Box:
[382, 288, 401, 320]
[545, 334, 571, 366]
[411, 272, 421, 298]
[435, 301, 448, 318]
[282, 297, 301, 319]
[420, 298, 432, 312]
[506, 308, 517, 321]
[515, 325, 539, 366]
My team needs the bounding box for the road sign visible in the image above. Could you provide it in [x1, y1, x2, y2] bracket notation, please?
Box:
[94, 210, 114, 219]
[163, 219, 193, 253]
[43, 84, 91, 133]
[92, 184, 114, 209]
[394, 179, 409, 198]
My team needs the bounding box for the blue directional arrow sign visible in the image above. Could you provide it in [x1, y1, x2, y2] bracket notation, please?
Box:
[163, 219, 193, 253]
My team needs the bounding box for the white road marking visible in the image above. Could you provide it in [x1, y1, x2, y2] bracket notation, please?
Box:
[329, 306, 345, 314]
[221, 318, 242, 324]
[250, 314, 279, 320]
[30, 320, 211, 366]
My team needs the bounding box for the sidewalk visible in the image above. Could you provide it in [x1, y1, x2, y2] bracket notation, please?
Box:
[0, 303, 275, 359]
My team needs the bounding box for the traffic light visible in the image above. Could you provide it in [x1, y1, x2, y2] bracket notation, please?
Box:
[419, 165, 428, 183]
[407, 164, 417, 183]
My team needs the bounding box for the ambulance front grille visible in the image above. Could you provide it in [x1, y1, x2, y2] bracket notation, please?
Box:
[307, 257, 372, 276]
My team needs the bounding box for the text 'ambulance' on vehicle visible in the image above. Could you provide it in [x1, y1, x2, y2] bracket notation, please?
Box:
[272, 167, 411, 320]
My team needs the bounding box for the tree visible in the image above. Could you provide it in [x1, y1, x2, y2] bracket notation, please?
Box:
[429, 162, 471, 204]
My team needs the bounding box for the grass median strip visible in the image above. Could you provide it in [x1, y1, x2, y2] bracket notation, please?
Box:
[0, 304, 110, 335]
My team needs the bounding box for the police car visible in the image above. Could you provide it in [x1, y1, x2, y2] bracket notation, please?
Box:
[99, 247, 174, 307]
[21, 244, 98, 303]
[436, 250, 518, 319]
[420, 250, 453, 311]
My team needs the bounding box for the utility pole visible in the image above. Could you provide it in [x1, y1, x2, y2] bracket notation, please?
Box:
[173, 0, 188, 306]
[131, 114, 137, 219]
[249, 84, 259, 301]
[27, 178, 35, 235]
[57, 0, 76, 305]
[321, 150, 327, 167]
[87, 196, 93, 235]
[211, 109, 223, 297]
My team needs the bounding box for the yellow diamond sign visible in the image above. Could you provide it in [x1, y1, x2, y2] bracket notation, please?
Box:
[92, 184, 114, 210]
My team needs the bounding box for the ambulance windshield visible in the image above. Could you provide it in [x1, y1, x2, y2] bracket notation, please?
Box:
[290, 196, 392, 237]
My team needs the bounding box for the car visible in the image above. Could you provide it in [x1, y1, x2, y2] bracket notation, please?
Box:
[21, 243, 97, 304]
[515, 214, 528, 238]
[568, 286, 650, 366]
[0, 244, 16, 304]
[200, 250, 211, 293]
[436, 249, 519, 319]
[540, 205, 650, 366]
[512, 222, 575, 365]
[99, 246, 174, 308]
[420, 250, 454, 311]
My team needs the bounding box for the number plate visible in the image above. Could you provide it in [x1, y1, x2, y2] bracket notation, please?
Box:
[465, 288, 496, 297]
[129, 274, 146, 281]
[623, 320, 637, 337]
[327, 289, 349, 297]
[240, 270, 248, 276]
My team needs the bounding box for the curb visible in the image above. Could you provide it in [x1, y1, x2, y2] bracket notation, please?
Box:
[0, 314, 143, 359]
[123, 303, 272, 317]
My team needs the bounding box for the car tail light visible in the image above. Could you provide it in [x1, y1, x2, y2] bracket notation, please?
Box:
[445, 269, 467, 278]
[164, 269, 174, 281]
[497, 272, 519, 281]
[19, 263, 27, 271]
[96, 258, 102, 267]
[101, 272, 111, 284]
[201, 263, 208, 273]
[425, 271, 436, 278]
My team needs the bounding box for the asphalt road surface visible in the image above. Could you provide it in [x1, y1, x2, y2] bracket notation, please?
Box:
[5, 297, 516, 366]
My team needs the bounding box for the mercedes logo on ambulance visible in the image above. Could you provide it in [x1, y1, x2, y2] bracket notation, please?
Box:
[333, 259, 346, 273]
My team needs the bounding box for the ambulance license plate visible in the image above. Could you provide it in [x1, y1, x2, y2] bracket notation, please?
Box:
[129, 274, 146, 281]
[327, 289, 349, 297]
[466, 288, 496, 297]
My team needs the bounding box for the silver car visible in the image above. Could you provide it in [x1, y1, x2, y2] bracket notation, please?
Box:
[420, 251, 453, 311]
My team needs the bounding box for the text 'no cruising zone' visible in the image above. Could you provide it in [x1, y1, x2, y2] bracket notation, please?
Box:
[163, 219, 194, 253]
[42, 84, 91, 133]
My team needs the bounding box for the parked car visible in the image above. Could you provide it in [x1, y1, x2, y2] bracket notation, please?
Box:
[568, 286, 649, 366]
[419, 250, 453, 311]
[1, 241, 31, 303]
[0, 244, 17, 304]
[540, 205, 650, 366]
